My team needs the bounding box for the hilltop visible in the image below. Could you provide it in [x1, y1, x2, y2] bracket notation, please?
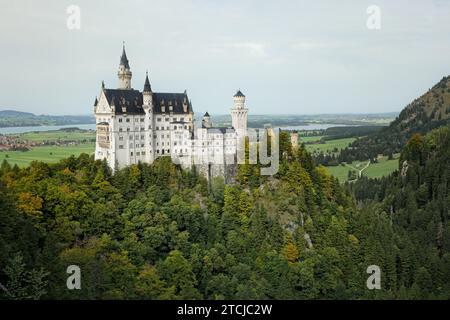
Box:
[0, 109, 95, 128]
[346, 75, 450, 161]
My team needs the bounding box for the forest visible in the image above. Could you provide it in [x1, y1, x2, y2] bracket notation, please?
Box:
[1, 129, 449, 300]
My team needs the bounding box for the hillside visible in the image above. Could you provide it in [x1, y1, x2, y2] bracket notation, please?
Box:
[348, 126, 450, 298]
[0, 109, 94, 128]
[346, 76, 450, 162]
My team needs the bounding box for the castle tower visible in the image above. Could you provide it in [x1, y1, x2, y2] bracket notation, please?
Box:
[202, 112, 212, 128]
[231, 90, 248, 132]
[143, 71, 153, 107]
[118, 43, 132, 89]
[290, 131, 299, 151]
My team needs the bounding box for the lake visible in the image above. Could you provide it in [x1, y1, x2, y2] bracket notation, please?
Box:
[0, 123, 353, 135]
[0, 123, 96, 134]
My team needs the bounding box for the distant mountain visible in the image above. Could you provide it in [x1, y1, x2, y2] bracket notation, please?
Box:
[0, 110, 35, 117]
[0, 109, 95, 128]
[347, 76, 450, 161]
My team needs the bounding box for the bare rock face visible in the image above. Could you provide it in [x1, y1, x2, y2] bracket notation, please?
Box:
[401, 160, 409, 177]
[304, 233, 313, 249]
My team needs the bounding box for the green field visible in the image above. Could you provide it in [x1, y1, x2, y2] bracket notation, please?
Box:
[0, 143, 95, 167]
[299, 135, 323, 143]
[15, 129, 96, 142]
[325, 155, 400, 182]
[305, 137, 356, 154]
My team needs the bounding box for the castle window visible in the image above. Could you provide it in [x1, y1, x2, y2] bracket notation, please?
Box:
[157, 150, 160, 154]
[142, 151, 146, 155]
[127, 128, 130, 132]
[157, 118, 161, 122]
[119, 128, 123, 132]
[167, 149, 170, 153]
[141, 144, 144, 147]
[140, 118, 144, 122]
[131, 152, 133, 156]
[165, 118, 169, 122]
[119, 118, 123, 123]
[136, 152, 140, 156]
[166, 127, 169, 130]
[126, 118, 130, 122]
[162, 150, 165, 155]
[119, 145, 124, 149]
[119, 136, 124, 141]
[156, 126, 159, 130]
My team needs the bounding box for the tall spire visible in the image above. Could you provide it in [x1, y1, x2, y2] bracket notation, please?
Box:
[120, 41, 130, 69]
[118, 42, 132, 89]
[143, 70, 152, 92]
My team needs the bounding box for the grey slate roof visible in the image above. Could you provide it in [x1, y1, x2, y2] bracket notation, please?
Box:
[153, 92, 192, 114]
[103, 89, 192, 115]
[143, 73, 152, 92]
[104, 89, 143, 114]
[234, 90, 245, 97]
[120, 46, 130, 69]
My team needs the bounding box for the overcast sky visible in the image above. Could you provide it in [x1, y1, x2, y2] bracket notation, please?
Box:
[1, 0, 450, 116]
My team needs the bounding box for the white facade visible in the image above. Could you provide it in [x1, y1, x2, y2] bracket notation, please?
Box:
[94, 46, 248, 179]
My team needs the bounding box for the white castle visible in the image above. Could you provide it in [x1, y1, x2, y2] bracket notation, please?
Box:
[94, 44, 248, 180]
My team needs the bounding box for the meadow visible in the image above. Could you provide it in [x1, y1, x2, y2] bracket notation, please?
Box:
[16, 129, 96, 142]
[0, 144, 95, 167]
[325, 155, 399, 182]
[304, 137, 357, 154]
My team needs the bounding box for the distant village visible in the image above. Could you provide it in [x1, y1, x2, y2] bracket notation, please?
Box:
[0, 134, 90, 152]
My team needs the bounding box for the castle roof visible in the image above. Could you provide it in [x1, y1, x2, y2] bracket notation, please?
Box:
[204, 112, 210, 117]
[234, 90, 245, 97]
[153, 92, 192, 114]
[120, 45, 130, 69]
[104, 89, 143, 114]
[143, 72, 152, 92]
[103, 89, 192, 115]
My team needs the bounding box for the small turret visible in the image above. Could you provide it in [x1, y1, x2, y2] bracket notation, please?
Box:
[143, 71, 153, 111]
[143, 71, 152, 93]
[118, 42, 132, 89]
[231, 89, 248, 132]
[202, 112, 212, 128]
[233, 89, 246, 109]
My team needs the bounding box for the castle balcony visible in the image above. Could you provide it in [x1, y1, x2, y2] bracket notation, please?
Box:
[96, 122, 111, 148]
